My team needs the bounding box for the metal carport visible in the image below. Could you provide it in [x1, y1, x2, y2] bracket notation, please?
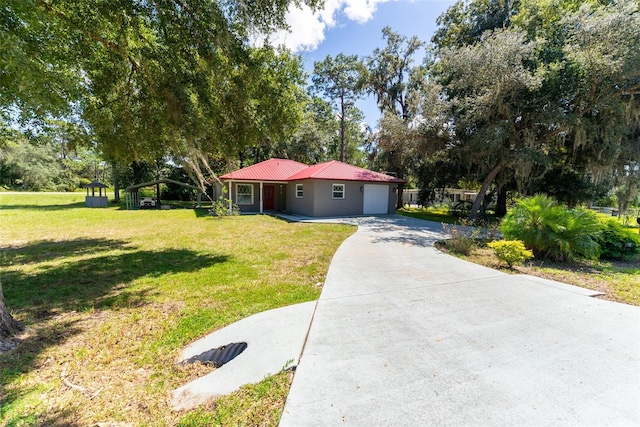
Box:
[124, 178, 204, 210]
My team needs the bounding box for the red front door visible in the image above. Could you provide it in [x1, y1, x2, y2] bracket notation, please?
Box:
[264, 185, 275, 210]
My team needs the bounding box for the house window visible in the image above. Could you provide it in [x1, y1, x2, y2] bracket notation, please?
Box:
[236, 184, 253, 205]
[332, 183, 345, 199]
[296, 184, 304, 198]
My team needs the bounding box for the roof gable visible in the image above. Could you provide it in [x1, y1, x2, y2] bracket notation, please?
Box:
[287, 160, 405, 183]
[220, 158, 308, 181]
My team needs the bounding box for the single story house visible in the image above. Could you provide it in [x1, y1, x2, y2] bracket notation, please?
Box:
[220, 158, 405, 217]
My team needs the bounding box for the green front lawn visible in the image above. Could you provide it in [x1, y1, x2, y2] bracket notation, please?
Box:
[0, 193, 355, 426]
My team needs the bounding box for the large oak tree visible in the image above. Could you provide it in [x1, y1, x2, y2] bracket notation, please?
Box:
[429, 0, 640, 219]
[0, 0, 318, 337]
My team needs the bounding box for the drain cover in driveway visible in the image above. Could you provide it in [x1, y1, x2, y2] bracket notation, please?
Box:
[181, 342, 248, 368]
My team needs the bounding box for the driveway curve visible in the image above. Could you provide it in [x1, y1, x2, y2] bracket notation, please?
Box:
[280, 215, 640, 426]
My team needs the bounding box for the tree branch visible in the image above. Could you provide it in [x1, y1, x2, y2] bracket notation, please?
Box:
[35, 0, 141, 71]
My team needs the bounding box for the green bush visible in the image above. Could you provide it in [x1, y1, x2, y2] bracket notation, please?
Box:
[209, 196, 240, 217]
[208, 186, 240, 217]
[487, 240, 533, 267]
[500, 195, 601, 261]
[597, 219, 640, 260]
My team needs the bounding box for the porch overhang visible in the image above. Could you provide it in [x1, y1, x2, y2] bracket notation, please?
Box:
[224, 180, 289, 214]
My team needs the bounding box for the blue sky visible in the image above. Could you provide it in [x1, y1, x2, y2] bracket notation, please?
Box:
[263, 0, 457, 127]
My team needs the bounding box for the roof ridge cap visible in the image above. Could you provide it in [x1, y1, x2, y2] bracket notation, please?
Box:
[314, 161, 335, 175]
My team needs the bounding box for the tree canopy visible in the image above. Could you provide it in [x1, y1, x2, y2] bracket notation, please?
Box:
[1, 0, 319, 188]
[2, 0, 638, 216]
[1, 0, 331, 339]
[423, 0, 640, 218]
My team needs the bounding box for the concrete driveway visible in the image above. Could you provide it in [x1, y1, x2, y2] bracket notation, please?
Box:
[280, 215, 640, 426]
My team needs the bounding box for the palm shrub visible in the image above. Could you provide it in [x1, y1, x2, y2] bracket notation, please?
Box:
[500, 195, 601, 261]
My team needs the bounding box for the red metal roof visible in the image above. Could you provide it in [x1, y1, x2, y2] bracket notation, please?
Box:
[220, 159, 406, 183]
[286, 161, 406, 183]
[220, 158, 308, 181]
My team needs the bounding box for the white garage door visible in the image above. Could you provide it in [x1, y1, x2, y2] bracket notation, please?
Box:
[363, 184, 389, 214]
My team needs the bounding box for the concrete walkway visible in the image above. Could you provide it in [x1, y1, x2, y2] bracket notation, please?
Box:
[171, 301, 316, 410]
[280, 215, 640, 426]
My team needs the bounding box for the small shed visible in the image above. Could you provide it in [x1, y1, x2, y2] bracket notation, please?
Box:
[84, 180, 109, 207]
[124, 178, 204, 210]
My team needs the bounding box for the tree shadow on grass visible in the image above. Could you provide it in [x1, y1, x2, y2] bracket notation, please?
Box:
[0, 202, 87, 211]
[0, 240, 229, 424]
[2, 247, 228, 318]
[1, 238, 132, 265]
[193, 207, 213, 217]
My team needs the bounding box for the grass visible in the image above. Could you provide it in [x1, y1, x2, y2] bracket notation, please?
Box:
[0, 192, 355, 426]
[397, 206, 501, 226]
[397, 207, 460, 224]
[177, 371, 294, 426]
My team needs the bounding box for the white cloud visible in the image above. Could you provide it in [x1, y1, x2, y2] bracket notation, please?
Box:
[344, 0, 386, 23]
[273, 5, 329, 52]
[318, 0, 344, 27]
[256, 0, 393, 53]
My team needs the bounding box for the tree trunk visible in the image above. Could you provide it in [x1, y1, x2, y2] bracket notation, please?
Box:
[396, 183, 404, 210]
[0, 278, 22, 339]
[395, 165, 405, 210]
[112, 161, 120, 203]
[496, 185, 507, 217]
[469, 164, 503, 220]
